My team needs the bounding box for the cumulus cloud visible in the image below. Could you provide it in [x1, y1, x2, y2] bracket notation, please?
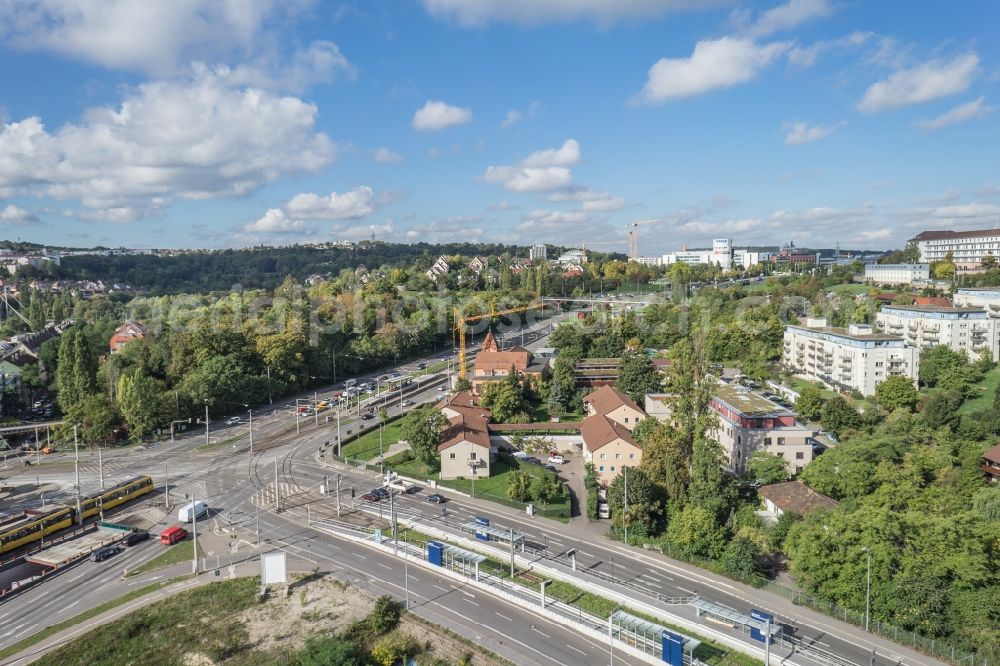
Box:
[0, 66, 335, 219]
[0, 204, 40, 225]
[787, 30, 876, 68]
[858, 52, 980, 113]
[732, 0, 834, 38]
[412, 100, 473, 131]
[631, 37, 790, 104]
[548, 188, 625, 211]
[913, 96, 995, 131]
[0, 0, 296, 75]
[225, 41, 356, 93]
[286, 187, 376, 220]
[783, 120, 846, 144]
[483, 139, 580, 192]
[331, 220, 396, 242]
[243, 209, 305, 234]
[422, 0, 725, 26]
[403, 217, 487, 243]
[373, 147, 404, 163]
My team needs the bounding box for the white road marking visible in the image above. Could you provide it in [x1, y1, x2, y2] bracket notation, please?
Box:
[566, 644, 587, 656]
[530, 626, 551, 639]
[495, 612, 513, 622]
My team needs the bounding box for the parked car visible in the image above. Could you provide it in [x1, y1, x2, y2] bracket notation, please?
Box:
[543, 464, 558, 472]
[524, 457, 542, 465]
[226, 416, 241, 426]
[124, 531, 150, 547]
[160, 525, 188, 544]
[91, 545, 121, 562]
[546, 455, 565, 465]
[425, 493, 447, 504]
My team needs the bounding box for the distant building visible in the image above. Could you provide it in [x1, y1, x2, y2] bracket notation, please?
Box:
[630, 256, 662, 266]
[562, 263, 586, 278]
[661, 240, 767, 269]
[758, 480, 838, 520]
[0, 252, 60, 275]
[770, 241, 819, 266]
[425, 255, 450, 281]
[782, 317, 919, 396]
[982, 444, 1000, 484]
[954, 288, 1000, 311]
[110, 321, 147, 353]
[709, 382, 814, 475]
[438, 392, 496, 480]
[557, 249, 588, 266]
[864, 263, 930, 285]
[910, 228, 1000, 269]
[529, 244, 548, 261]
[468, 256, 488, 275]
[471, 329, 548, 394]
[876, 305, 999, 361]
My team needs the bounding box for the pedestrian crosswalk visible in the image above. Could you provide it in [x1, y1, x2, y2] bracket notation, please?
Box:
[251, 482, 307, 507]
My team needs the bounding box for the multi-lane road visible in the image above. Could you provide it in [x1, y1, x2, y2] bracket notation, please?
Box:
[0, 311, 949, 666]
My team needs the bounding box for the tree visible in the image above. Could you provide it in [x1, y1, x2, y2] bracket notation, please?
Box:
[607, 467, 665, 537]
[747, 451, 788, 484]
[117, 370, 164, 441]
[688, 437, 737, 523]
[507, 469, 532, 501]
[971, 486, 1000, 522]
[795, 385, 824, 422]
[922, 390, 963, 430]
[931, 251, 956, 281]
[55, 328, 96, 411]
[874, 376, 919, 412]
[400, 406, 446, 466]
[614, 350, 661, 404]
[479, 381, 523, 423]
[820, 396, 860, 437]
[720, 536, 761, 580]
[919, 346, 967, 388]
[638, 421, 690, 503]
[666, 504, 727, 559]
[67, 393, 120, 444]
[547, 356, 577, 413]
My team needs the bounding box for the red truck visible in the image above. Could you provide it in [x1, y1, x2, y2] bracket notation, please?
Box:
[160, 525, 188, 545]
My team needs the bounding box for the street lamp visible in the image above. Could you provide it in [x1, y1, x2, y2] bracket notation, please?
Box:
[244, 405, 254, 455]
[862, 547, 872, 632]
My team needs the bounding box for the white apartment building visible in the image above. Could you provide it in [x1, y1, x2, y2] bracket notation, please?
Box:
[529, 244, 547, 261]
[557, 249, 588, 266]
[424, 255, 450, 281]
[661, 241, 767, 270]
[876, 305, 999, 361]
[954, 288, 1000, 311]
[864, 263, 930, 285]
[783, 318, 919, 396]
[911, 228, 1000, 269]
[708, 382, 814, 475]
[629, 256, 662, 266]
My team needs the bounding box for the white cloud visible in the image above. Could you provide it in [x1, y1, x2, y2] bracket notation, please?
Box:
[225, 41, 356, 93]
[286, 187, 376, 220]
[783, 120, 846, 145]
[787, 30, 876, 68]
[733, 0, 834, 38]
[858, 52, 980, 113]
[412, 100, 473, 131]
[913, 96, 995, 131]
[0, 0, 294, 75]
[483, 138, 580, 192]
[403, 217, 487, 243]
[500, 101, 541, 128]
[331, 220, 396, 242]
[488, 201, 517, 210]
[243, 209, 305, 233]
[423, 0, 726, 26]
[904, 202, 1000, 222]
[373, 147, 405, 163]
[0, 66, 335, 218]
[548, 188, 625, 211]
[631, 37, 790, 104]
[0, 204, 40, 225]
[521, 139, 581, 167]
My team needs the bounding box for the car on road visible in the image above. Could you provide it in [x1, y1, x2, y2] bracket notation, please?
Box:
[417, 362, 427, 370]
[546, 455, 565, 465]
[425, 493, 447, 503]
[91, 545, 121, 562]
[524, 456, 541, 465]
[226, 416, 241, 426]
[402, 400, 412, 407]
[361, 412, 375, 420]
[372, 487, 390, 500]
[360, 492, 379, 502]
[124, 531, 150, 547]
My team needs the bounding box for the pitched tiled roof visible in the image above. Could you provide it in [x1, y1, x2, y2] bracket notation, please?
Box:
[758, 481, 838, 515]
[911, 228, 1000, 242]
[582, 385, 645, 417]
[580, 414, 636, 451]
[480, 329, 499, 352]
[438, 391, 492, 451]
[913, 297, 953, 307]
[982, 443, 1000, 465]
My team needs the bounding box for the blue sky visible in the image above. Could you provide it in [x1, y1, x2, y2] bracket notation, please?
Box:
[0, 0, 998, 254]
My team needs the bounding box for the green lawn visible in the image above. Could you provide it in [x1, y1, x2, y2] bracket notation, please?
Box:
[128, 538, 202, 577]
[825, 283, 871, 295]
[340, 420, 405, 461]
[959, 367, 1000, 415]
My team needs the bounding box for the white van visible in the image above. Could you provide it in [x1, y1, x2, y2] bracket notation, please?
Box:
[177, 500, 208, 523]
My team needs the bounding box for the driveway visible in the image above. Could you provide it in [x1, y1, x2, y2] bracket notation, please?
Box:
[554, 443, 587, 520]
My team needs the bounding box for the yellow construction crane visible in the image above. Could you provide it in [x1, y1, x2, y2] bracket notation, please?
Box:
[453, 304, 544, 380]
[626, 219, 658, 258]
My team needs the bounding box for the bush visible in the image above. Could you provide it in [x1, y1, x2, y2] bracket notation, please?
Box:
[370, 633, 419, 666]
[295, 636, 363, 666]
[344, 596, 401, 642]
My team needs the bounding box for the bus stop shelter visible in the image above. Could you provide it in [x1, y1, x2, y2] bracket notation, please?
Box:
[610, 610, 700, 665]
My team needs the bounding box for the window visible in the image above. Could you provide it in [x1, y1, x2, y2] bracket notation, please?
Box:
[764, 437, 772, 447]
[795, 466, 803, 474]
[629, 453, 636, 459]
[600, 453, 607, 460]
[449, 453, 456, 460]
[615, 453, 622, 460]
[795, 451, 804, 460]
[610, 466, 616, 472]
[599, 465, 605, 472]
[777, 437, 785, 446]
[624, 417, 629, 424]
[470, 451, 477, 460]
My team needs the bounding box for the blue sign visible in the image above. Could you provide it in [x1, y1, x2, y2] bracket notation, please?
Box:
[750, 609, 774, 644]
[474, 516, 490, 541]
[427, 541, 443, 566]
[661, 630, 683, 666]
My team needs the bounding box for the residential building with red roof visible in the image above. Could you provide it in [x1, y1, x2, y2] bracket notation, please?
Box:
[471, 329, 548, 394]
[758, 480, 838, 520]
[110, 321, 147, 353]
[437, 391, 496, 480]
[982, 443, 1000, 484]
